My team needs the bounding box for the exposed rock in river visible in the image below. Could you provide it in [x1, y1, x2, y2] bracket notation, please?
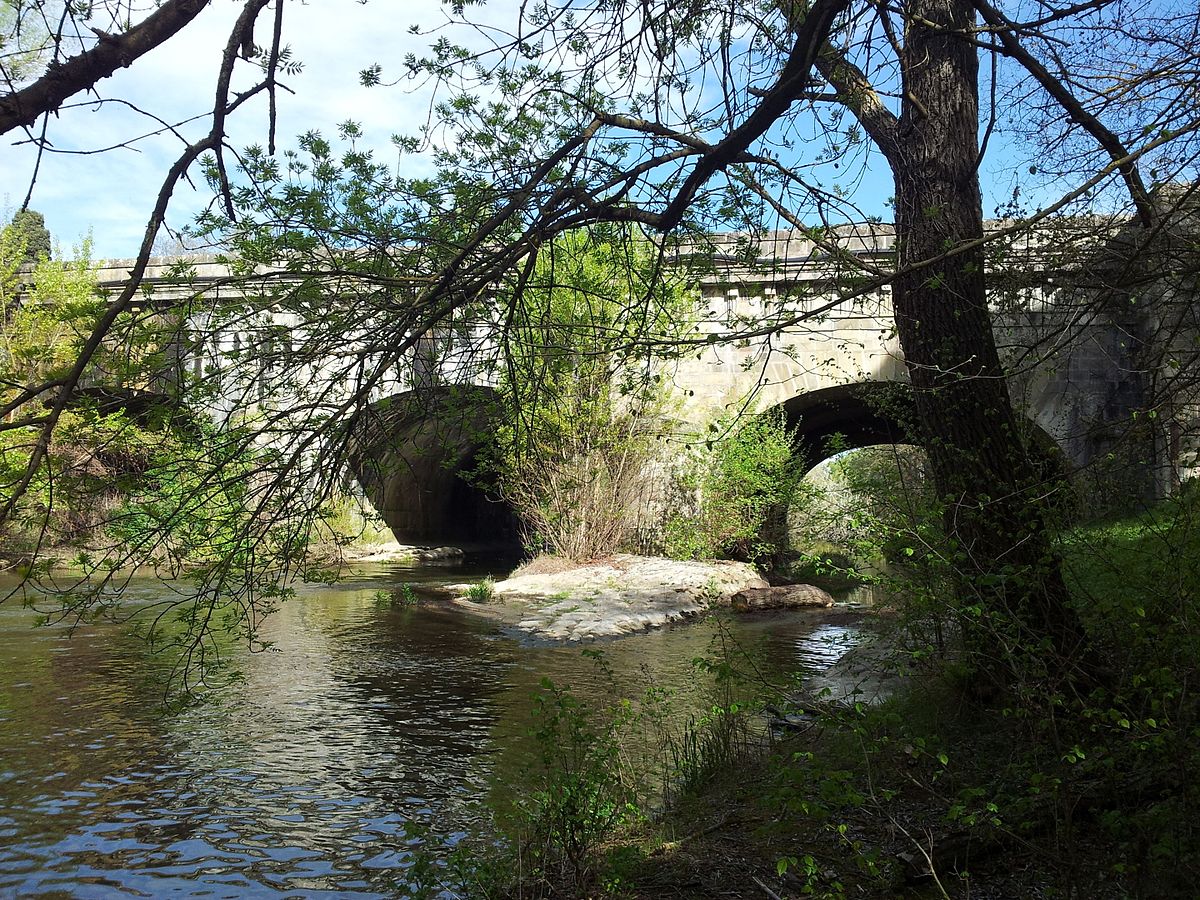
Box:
[342, 541, 465, 564]
[731, 584, 835, 612]
[452, 554, 770, 641]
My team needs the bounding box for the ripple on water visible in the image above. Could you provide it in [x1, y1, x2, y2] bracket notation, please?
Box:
[792, 623, 868, 670]
[0, 567, 867, 896]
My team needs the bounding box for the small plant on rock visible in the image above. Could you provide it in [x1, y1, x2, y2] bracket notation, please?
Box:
[465, 577, 495, 602]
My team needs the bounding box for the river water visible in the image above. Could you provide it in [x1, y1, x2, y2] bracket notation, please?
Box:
[0, 561, 869, 898]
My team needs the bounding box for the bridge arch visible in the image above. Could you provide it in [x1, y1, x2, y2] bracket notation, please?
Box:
[767, 381, 1068, 476]
[348, 385, 519, 546]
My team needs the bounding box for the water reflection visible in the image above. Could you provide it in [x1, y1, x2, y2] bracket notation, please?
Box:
[793, 623, 866, 668]
[0, 564, 867, 897]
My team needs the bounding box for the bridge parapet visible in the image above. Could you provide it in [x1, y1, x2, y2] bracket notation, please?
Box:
[670, 220, 1199, 497]
[89, 215, 1199, 516]
[93, 254, 496, 429]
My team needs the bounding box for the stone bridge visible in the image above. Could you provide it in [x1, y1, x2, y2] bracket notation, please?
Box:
[92, 220, 1200, 544]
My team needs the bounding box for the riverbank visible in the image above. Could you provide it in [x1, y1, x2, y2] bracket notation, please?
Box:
[460, 495, 1200, 899]
[466, 667, 1139, 900]
[602, 700, 1127, 899]
[324, 538, 469, 565]
[0, 534, 479, 575]
[442, 554, 836, 641]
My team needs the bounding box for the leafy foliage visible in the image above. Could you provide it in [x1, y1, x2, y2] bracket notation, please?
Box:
[0, 1, 47, 87]
[666, 411, 808, 566]
[482, 227, 691, 560]
[520, 672, 645, 891]
[464, 577, 495, 602]
[0, 233, 100, 401]
[1, 209, 51, 264]
[789, 443, 949, 593]
[0, 404, 259, 564]
[0, 237, 307, 694]
[0, 232, 257, 569]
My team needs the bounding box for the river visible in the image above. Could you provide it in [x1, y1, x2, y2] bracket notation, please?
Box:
[0, 560, 870, 898]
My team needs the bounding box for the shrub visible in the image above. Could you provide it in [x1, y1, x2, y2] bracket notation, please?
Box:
[665, 411, 808, 566]
[480, 227, 691, 561]
[520, 674, 644, 889]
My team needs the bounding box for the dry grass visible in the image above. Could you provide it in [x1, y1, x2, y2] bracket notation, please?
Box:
[510, 553, 589, 577]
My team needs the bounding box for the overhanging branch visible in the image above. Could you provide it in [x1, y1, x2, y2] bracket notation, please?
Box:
[972, 0, 1156, 226]
[0, 0, 222, 136]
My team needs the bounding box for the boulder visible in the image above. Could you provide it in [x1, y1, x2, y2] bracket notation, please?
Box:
[731, 584, 835, 612]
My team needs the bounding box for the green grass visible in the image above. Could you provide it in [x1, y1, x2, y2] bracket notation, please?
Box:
[1061, 489, 1200, 678]
[464, 577, 496, 602]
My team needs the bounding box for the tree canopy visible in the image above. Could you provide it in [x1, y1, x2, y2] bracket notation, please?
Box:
[1, 0, 1199, 690]
[1, 209, 50, 263]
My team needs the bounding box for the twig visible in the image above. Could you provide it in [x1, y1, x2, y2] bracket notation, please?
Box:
[649, 815, 744, 856]
[751, 874, 784, 900]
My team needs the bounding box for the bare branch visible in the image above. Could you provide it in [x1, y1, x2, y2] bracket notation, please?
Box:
[972, 0, 1156, 225]
[0, 0, 214, 136]
[811, 35, 902, 160]
[655, 0, 852, 228]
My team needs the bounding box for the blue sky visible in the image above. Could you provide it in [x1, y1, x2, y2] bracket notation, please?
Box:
[1, 0, 472, 259]
[1, 0, 1039, 262]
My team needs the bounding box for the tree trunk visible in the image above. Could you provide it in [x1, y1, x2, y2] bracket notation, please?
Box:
[889, 0, 1090, 688]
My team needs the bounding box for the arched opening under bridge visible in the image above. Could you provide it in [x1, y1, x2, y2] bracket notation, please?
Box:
[771, 382, 1067, 476]
[767, 382, 1072, 584]
[348, 385, 520, 547]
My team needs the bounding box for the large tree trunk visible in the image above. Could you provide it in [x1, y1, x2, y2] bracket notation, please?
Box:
[890, 0, 1090, 688]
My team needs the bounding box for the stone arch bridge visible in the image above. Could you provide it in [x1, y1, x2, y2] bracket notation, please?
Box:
[93, 222, 1200, 545]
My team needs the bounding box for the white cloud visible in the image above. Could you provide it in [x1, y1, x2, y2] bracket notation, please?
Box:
[1, 0, 510, 259]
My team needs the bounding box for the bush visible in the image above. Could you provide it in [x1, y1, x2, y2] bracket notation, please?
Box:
[665, 411, 807, 566]
[465, 577, 495, 602]
[481, 227, 691, 561]
[519, 674, 644, 890]
[0, 403, 266, 573]
[496, 398, 668, 561]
